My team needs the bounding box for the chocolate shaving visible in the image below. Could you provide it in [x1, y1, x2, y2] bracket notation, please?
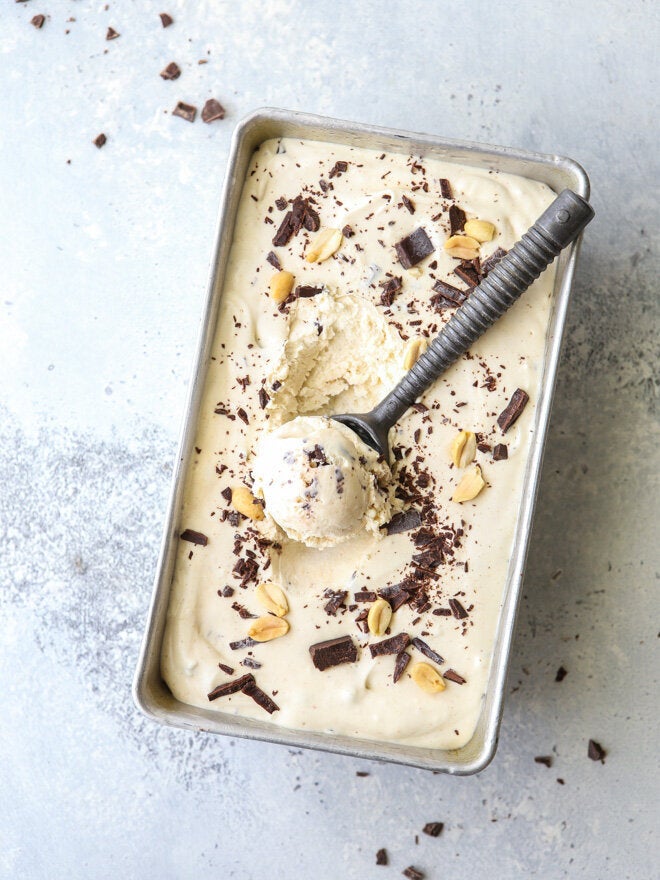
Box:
[93, 133, 107, 149]
[202, 98, 226, 123]
[402, 195, 415, 214]
[160, 61, 181, 80]
[221, 586, 234, 597]
[454, 262, 480, 287]
[172, 101, 197, 123]
[403, 867, 425, 880]
[439, 178, 453, 199]
[341, 224, 355, 238]
[555, 666, 568, 682]
[422, 822, 444, 837]
[493, 443, 508, 461]
[266, 251, 281, 271]
[390, 590, 410, 611]
[394, 227, 434, 269]
[159, 12, 174, 27]
[106, 27, 120, 40]
[237, 407, 249, 425]
[218, 663, 234, 675]
[323, 590, 347, 616]
[229, 637, 256, 651]
[379, 275, 403, 306]
[258, 387, 270, 409]
[448, 597, 468, 619]
[242, 678, 279, 714]
[369, 633, 410, 658]
[497, 388, 529, 433]
[180, 529, 208, 546]
[328, 160, 348, 178]
[481, 246, 507, 276]
[411, 637, 444, 666]
[443, 669, 466, 685]
[309, 636, 358, 671]
[31, 14, 45, 28]
[393, 650, 410, 683]
[534, 756, 553, 768]
[448, 204, 466, 235]
[207, 673, 254, 701]
[431, 279, 467, 308]
[354, 591, 377, 603]
[274, 197, 288, 211]
[232, 601, 256, 619]
[376, 849, 388, 866]
[295, 284, 323, 299]
[588, 739, 607, 763]
[386, 509, 422, 535]
[240, 656, 262, 669]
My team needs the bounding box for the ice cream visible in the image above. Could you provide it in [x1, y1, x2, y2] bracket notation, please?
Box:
[160, 136, 558, 750]
[251, 415, 395, 548]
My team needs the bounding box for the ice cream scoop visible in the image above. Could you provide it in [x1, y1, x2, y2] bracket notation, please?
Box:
[334, 189, 594, 458]
[251, 416, 395, 548]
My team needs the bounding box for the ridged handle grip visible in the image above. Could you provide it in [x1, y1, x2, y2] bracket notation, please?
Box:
[373, 189, 594, 426]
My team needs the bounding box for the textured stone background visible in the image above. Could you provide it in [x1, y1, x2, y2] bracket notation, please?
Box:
[1, 1, 658, 878]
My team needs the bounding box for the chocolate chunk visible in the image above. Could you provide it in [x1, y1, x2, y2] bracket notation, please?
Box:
[323, 590, 347, 616]
[328, 160, 348, 178]
[242, 678, 279, 714]
[393, 650, 410, 683]
[159, 12, 174, 27]
[497, 388, 529, 433]
[394, 227, 434, 269]
[274, 196, 288, 211]
[449, 204, 466, 235]
[411, 637, 444, 666]
[433, 608, 452, 616]
[342, 224, 355, 238]
[232, 601, 256, 619]
[266, 251, 281, 270]
[221, 586, 234, 597]
[431, 279, 467, 306]
[93, 133, 107, 149]
[386, 509, 422, 535]
[106, 27, 120, 40]
[202, 98, 226, 123]
[272, 195, 319, 246]
[439, 178, 453, 199]
[403, 867, 425, 880]
[379, 275, 403, 307]
[354, 591, 377, 603]
[295, 285, 323, 298]
[535, 756, 553, 767]
[448, 598, 468, 619]
[172, 101, 197, 123]
[454, 261, 480, 287]
[31, 14, 45, 28]
[443, 669, 466, 685]
[160, 61, 181, 80]
[369, 633, 410, 658]
[588, 739, 607, 763]
[376, 849, 388, 866]
[241, 656, 262, 669]
[356, 771, 369, 777]
[309, 635, 358, 671]
[493, 443, 508, 461]
[208, 673, 254, 701]
[258, 387, 270, 409]
[229, 637, 257, 651]
[237, 407, 249, 425]
[555, 666, 568, 682]
[221, 487, 232, 502]
[402, 195, 415, 214]
[180, 529, 208, 546]
[422, 822, 444, 837]
[390, 590, 410, 611]
[481, 246, 507, 276]
[218, 663, 234, 675]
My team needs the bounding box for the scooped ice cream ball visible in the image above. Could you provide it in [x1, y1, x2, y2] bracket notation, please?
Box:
[251, 416, 395, 548]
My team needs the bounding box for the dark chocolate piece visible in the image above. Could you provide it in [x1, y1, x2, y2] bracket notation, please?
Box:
[354, 591, 377, 603]
[237, 407, 249, 425]
[356, 771, 369, 777]
[422, 822, 444, 837]
[402, 194, 415, 214]
[394, 227, 434, 269]
[229, 637, 257, 651]
[272, 195, 319, 247]
[172, 101, 197, 123]
[376, 849, 388, 866]
[160, 61, 181, 80]
[386, 509, 422, 535]
[433, 608, 452, 616]
[295, 285, 322, 298]
[221, 487, 232, 502]
[106, 27, 120, 40]
[369, 633, 410, 658]
[588, 740, 607, 763]
[218, 663, 234, 675]
[266, 251, 281, 270]
[403, 867, 425, 880]
[274, 197, 288, 211]
[258, 387, 270, 409]
[93, 133, 107, 149]
[431, 279, 467, 307]
[221, 586, 234, 597]
[159, 12, 174, 27]
[242, 679, 279, 714]
[493, 443, 508, 461]
[328, 160, 348, 178]
[555, 666, 568, 682]
[202, 98, 226, 123]
[341, 224, 355, 238]
[309, 636, 358, 671]
[180, 529, 208, 546]
[442, 669, 466, 685]
[390, 590, 410, 612]
[207, 673, 254, 701]
[323, 590, 347, 616]
[439, 178, 453, 199]
[454, 262, 480, 287]
[379, 275, 402, 306]
[241, 656, 262, 670]
[497, 388, 529, 433]
[481, 246, 507, 276]
[448, 598, 468, 619]
[534, 756, 553, 767]
[411, 637, 444, 666]
[448, 204, 466, 235]
[31, 14, 45, 28]
[393, 650, 410, 683]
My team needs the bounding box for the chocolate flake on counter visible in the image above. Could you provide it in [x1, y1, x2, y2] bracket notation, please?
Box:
[379, 275, 403, 307]
[431, 279, 467, 308]
[159, 12, 174, 27]
[402, 194, 415, 214]
[266, 250, 281, 270]
[106, 27, 120, 40]
[323, 590, 347, 616]
[369, 633, 410, 658]
[422, 822, 444, 837]
[555, 665, 568, 682]
[449, 597, 468, 619]
[497, 388, 529, 433]
[386, 509, 422, 535]
[328, 160, 348, 178]
[449, 204, 466, 235]
[481, 246, 508, 276]
[356, 771, 370, 777]
[354, 590, 377, 603]
[258, 387, 270, 409]
[93, 133, 107, 149]
[229, 637, 257, 651]
[31, 14, 45, 28]
[535, 755, 553, 768]
[218, 663, 234, 675]
[411, 637, 444, 666]
[403, 867, 425, 880]
[309, 635, 358, 671]
[376, 848, 388, 866]
[394, 227, 434, 269]
[454, 261, 480, 287]
[173, 101, 197, 123]
[341, 224, 355, 238]
[208, 673, 254, 701]
[588, 739, 607, 763]
[242, 678, 279, 714]
[443, 669, 466, 685]
[439, 178, 453, 199]
[237, 407, 249, 425]
[160, 61, 181, 80]
[180, 529, 208, 546]
[241, 656, 262, 669]
[393, 650, 410, 683]
[202, 98, 226, 123]
[493, 443, 508, 461]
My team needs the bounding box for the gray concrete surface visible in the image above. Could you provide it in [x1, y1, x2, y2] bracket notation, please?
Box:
[1, 1, 658, 877]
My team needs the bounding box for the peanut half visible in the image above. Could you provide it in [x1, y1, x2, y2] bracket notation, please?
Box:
[410, 662, 447, 694]
[403, 337, 428, 371]
[269, 270, 295, 304]
[367, 598, 392, 636]
[248, 615, 290, 642]
[305, 228, 343, 263]
[231, 486, 265, 520]
[443, 234, 481, 261]
[452, 465, 486, 502]
[255, 582, 289, 618]
[449, 430, 477, 468]
[464, 219, 496, 243]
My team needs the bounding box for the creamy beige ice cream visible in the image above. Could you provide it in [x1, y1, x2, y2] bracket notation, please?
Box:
[160, 136, 557, 750]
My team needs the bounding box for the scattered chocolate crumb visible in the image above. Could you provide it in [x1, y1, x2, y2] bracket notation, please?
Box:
[106, 27, 120, 40]
[534, 755, 553, 768]
[309, 636, 358, 671]
[159, 12, 173, 27]
[369, 633, 410, 658]
[232, 601, 256, 620]
[493, 443, 508, 461]
[31, 14, 45, 28]
[555, 666, 568, 682]
[93, 133, 107, 149]
[422, 822, 444, 837]
[497, 388, 529, 433]
[448, 597, 468, 619]
[172, 101, 197, 123]
[588, 739, 607, 763]
[439, 178, 453, 199]
[180, 529, 208, 546]
[443, 669, 466, 685]
[402, 194, 415, 214]
[376, 849, 388, 866]
[202, 98, 226, 123]
[342, 224, 355, 238]
[160, 61, 181, 80]
[411, 637, 443, 666]
[207, 673, 254, 701]
[403, 867, 425, 880]
[328, 160, 348, 178]
[394, 227, 434, 269]
[393, 650, 410, 683]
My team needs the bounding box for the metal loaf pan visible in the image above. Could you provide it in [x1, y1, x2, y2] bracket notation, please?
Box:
[133, 108, 589, 774]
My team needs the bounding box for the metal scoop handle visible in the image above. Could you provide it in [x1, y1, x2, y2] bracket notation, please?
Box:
[334, 189, 594, 456]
